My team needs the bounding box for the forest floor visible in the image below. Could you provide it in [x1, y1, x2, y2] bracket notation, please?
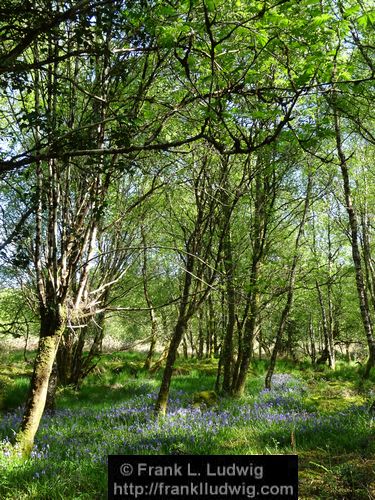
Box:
[0, 350, 374, 499]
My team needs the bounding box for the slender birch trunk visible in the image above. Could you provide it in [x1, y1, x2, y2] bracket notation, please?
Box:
[232, 164, 268, 396]
[220, 220, 236, 393]
[333, 107, 375, 377]
[265, 174, 311, 389]
[141, 225, 159, 370]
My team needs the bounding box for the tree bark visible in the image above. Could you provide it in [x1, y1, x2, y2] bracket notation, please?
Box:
[45, 360, 58, 413]
[231, 318, 243, 392]
[360, 200, 375, 318]
[144, 320, 158, 371]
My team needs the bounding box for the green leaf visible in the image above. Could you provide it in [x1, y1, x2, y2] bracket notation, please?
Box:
[312, 13, 331, 26]
[256, 32, 268, 47]
[343, 5, 360, 18]
[357, 11, 375, 28]
[302, 0, 320, 6]
[295, 65, 315, 86]
[159, 5, 175, 16]
[159, 26, 177, 48]
[205, 0, 215, 12]
[338, 70, 352, 80]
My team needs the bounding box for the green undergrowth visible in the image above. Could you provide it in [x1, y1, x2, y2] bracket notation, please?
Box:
[0, 351, 374, 499]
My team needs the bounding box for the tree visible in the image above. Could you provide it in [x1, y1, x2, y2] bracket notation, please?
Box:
[154, 149, 222, 415]
[332, 102, 375, 377]
[265, 173, 312, 388]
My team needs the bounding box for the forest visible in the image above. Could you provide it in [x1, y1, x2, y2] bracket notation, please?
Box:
[0, 0, 375, 498]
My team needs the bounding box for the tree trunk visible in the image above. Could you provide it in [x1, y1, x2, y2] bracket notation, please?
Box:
[56, 329, 74, 386]
[316, 280, 331, 366]
[144, 316, 158, 371]
[16, 306, 65, 456]
[308, 315, 316, 365]
[327, 220, 335, 369]
[286, 320, 298, 363]
[188, 326, 195, 358]
[258, 326, 263, 360]
[360, 204, 375, 319]
[231, 319, 243, 392]
[182, 335, 188, 358]
[231, 160, 273, 396]
[154, 318, 188, 415]
[73, 314, 106, 389]
[265, 302, 293, 389]
[220, 227, 236, 393]
[215, 348, 223, 392]
[56, 312, 106, 389]
[141, 224, 159, 370]
[154, 245, 196, 416]
[197, 310, 204, 359]
[265, 174, 311, 389]
[154, 155, 221, 415]
[206, 296, 214, 357]
[232, 262, 259, 396]
[345, 342, 351, 362]
[333, 107, 375, 377]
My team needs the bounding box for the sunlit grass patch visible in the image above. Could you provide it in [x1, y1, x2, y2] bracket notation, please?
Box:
[299, 451, 375, 500]
[1, 377, 30, 412]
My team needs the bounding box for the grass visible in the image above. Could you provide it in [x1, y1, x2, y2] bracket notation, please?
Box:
[0, 351, 374, 499]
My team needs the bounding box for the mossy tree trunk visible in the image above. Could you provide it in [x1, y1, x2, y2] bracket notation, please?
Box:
[231, 320, 243, 392]
[154, 244, 196, 416]
[45, 360, 58, 413]
[206, 296, 215, 357]
[16, 305, 65, 456]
